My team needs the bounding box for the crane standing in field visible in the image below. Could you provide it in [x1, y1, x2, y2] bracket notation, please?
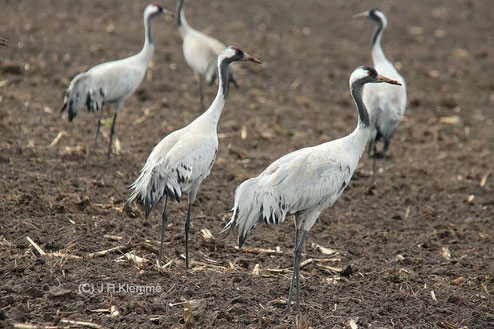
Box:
[125, 47, 261, 269]
[223, 66, 402, 311]
[177, 0, 238, 110]
[354, 9, 407, 181]
[61, 4, 168, 159]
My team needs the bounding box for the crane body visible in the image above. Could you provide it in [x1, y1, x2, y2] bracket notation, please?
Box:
[126, 47, 261, 269]
[177, 0, 238, 109]
[223, 66, 402, 311]
[355, 9, 407, 180]
[61, 4, 166, 158]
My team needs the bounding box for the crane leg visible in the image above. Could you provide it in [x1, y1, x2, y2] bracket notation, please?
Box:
[230, 75, 239, 89]
[198, 76, 205, 110]
[287, 229, 308, 312]
[90, 105, 105, 158]
[287, 226, 300, 311]
[382, 139, 390, 180]
[184, 200, 192, 270]
[371, 142, 377, 183]
[158, 195, 168, 266]
[227, 66, 239, 89]
[107, 110, 118, 159]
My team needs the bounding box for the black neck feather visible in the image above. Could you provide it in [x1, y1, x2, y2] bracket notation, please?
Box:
[146, 15, 153, 44]
[219, 59, 230, 99]
[351, 83, 370, 128]
[371, 18, 383, 47]
[177, 0, 184, 26]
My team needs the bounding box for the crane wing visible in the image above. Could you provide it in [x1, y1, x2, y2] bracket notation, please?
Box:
[127, 131, 217, 217]
[162, 135, 218, 188]
[90, 61, 146, 102]
[225, 147, 353, 246]
[265, 151, 351, 214]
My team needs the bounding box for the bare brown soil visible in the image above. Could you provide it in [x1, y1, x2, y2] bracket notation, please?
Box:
[1, 0, 493, 328]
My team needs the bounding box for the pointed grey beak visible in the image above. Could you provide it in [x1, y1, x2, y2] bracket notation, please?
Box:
[242, 53, 262, 64]
[247, 56, 262, 64]
[165, 10, 175, 18]
[376, 74, 402, 86]
[353, 11, 369, 18]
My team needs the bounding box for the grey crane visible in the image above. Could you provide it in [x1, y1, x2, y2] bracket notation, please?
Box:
[223, 66, 401, 311]
[354, 9, 407, 181]
[61, 4, 168, 158]
[177, 0, 238, 110]
[125, 46, 261, 269]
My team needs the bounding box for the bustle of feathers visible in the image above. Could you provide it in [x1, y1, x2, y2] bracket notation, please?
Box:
[60, 73, 104, 121]
[125, 150, 185, 218]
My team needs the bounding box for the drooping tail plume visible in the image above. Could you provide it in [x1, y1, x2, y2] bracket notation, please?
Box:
[125, 160, 182, 218]
[222, 176, 287, 247]
[61, 73, 103, 121]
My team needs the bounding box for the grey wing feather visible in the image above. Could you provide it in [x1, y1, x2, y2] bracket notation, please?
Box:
[126, 132, 182, 217]
[126, 132, 217, 217]
[224, 150, 351, 246]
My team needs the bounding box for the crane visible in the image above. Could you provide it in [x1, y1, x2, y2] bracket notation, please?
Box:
[222, 66, 401, 311]
[177, 0, 238, 110]
[125, 46, 261, 269]
[0, 38, 7, 47]
[61, 4, 169, 159]
[354, 9, 407, 181]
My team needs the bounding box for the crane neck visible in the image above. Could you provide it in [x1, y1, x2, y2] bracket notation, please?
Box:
[177, 0, 192, 37]
[370, 18, 388, 64]
[137, 12, 155, 65]
[203, 59, 230, 126]
[350, 82, 370, 129]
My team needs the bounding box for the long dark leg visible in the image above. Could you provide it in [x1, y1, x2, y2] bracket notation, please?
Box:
[229, 73, 239, 89]
[184, 200, 192, 270]
[158, 195, 168, 266]
[367, 136, 373, 155]
[371, 142, 377, 183]
[287, 226, 300, 310]
[89, 105, 104, 158]
[294, 231, 308, 312]
[294, 227, 300, 251]
[287, 230, 308, 312]
[107, 110, 118, 159]
[198, 76, 205, 110]
[227, 66, 238, 89]
[382, 139, 390, 181]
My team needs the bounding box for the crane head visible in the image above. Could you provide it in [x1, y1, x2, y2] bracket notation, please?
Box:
[221, 46, 262, 64]
[145, 4, 168, 18]
[351, 66, 402, 86]
[354, 8, 386, 24]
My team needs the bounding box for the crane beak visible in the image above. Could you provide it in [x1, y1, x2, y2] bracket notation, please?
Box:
[353, 11, 369, 18]
[247, 56, 262, 64]
[242, 54, 262, 64]
[376, 74, 402, 86]
[164, 10, 175, 18]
